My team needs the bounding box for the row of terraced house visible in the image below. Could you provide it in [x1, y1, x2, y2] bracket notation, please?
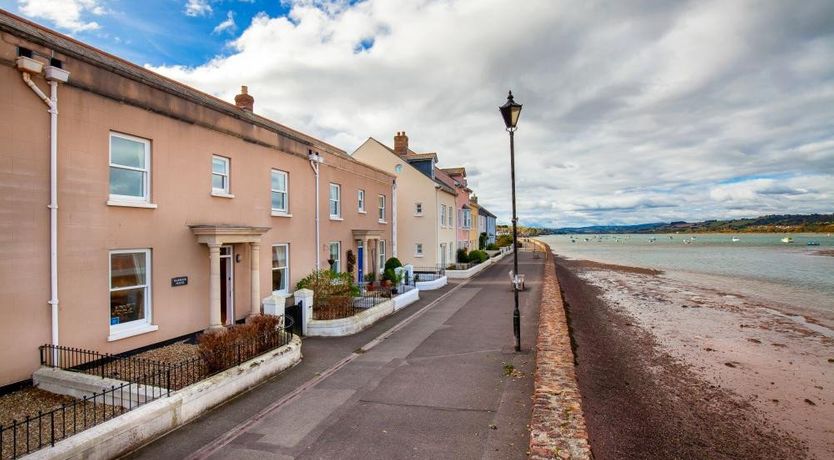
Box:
[0, 11, 498, 389]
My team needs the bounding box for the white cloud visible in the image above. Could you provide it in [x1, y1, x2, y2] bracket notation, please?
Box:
[149, 0, 834, 227]
[184, 0, 212, 17]
[212, 11, 236, 35]
[18, 0, 104, 33]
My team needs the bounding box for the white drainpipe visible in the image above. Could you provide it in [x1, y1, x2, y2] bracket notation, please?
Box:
[391, 178, 397, 257]
[18, 57, 70, 357]
[308, 151, 323, 270]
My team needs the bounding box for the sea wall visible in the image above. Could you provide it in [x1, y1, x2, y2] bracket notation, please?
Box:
[528, 240, 591, 459]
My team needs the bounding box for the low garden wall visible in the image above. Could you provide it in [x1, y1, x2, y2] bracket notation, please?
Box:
[393, 287, 420, 311]
[306, 298, 395, 337]
[445, 250, 508, 279]
[25, 336, 302, 460]
[415, 275, 447, 290]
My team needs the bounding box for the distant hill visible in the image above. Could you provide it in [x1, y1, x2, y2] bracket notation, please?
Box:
[535, 213, 834, 234]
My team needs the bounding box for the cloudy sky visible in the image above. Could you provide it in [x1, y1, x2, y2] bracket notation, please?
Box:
[4, 0, 834, 227]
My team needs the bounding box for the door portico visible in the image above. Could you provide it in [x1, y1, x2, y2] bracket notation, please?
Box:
[190, 225, 270, 331]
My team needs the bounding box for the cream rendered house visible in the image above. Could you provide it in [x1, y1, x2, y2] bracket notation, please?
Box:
[352, 134, 458, 269]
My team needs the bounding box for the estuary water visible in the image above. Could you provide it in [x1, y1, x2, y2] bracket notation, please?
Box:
[538, 233, 834, 325]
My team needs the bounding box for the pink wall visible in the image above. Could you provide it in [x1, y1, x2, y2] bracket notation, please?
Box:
[0, 25, 392, 386]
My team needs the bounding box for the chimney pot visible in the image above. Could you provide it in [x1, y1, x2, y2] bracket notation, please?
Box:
[235, 85, 254, 112]
[394, 131, 409, 157]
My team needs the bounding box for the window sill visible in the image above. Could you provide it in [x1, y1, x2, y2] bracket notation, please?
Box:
[358, 210, 367, 214]
[211, 191, 235, 199]
[271, 211, 293, 218]
[415, 214, 423, 217]
[378, 220, 388, 224]
[415, 254, 424, 258]
[107, 200, 157, 209]
[329, 216, 344, 221]
[108, 324, 159, 342]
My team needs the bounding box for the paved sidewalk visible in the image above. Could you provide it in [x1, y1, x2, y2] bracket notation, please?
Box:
[125, 252, 543, 460]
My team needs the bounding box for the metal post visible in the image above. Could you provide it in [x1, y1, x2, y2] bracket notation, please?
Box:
[509, 129, 521, 352]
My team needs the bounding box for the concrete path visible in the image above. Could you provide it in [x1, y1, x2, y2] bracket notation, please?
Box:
[124, 252, 543, 460]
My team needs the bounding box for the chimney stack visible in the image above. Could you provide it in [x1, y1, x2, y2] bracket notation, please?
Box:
[394, 131, 409, 156]
[235, 85, 254, 112]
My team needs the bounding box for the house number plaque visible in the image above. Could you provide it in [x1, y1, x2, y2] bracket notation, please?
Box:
[171, 276, 188, 287]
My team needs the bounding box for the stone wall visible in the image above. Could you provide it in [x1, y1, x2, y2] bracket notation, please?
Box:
[528, 240, 591, 459]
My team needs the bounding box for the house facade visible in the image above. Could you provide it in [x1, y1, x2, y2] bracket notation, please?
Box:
[469, 196, 482, 249]
[479, 206, 497, 245]
[0, 12, 393, 387]
[439, 167, 474, 252]
[351, 133, 457, 269]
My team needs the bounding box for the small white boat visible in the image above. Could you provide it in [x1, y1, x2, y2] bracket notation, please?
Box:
[731, 236, 740, 242]
[781, 236, 793, 244]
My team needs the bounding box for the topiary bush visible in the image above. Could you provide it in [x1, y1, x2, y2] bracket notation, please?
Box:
[383, 257, 402, 272]
[456, 248, 469, 263]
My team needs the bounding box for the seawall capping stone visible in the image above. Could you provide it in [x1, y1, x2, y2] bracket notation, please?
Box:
[528, 240, 591, 459]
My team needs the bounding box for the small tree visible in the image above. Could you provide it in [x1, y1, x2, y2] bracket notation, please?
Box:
[456, 248, 469, 263]
[479, 232, 488, 250]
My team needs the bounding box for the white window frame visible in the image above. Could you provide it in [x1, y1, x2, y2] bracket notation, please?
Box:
[272, 243, 290, 294]
[211, 155, 231, 195]
[440, 205, 447, 228]
[358, 189, 366, 213]
[329, 183, 342, 218]
[271, 169, 289, 214]
[109, 132, 151, 203]
[329, 241, 341, 273]
[378, 240, 386, 272]
[415, 243, 423, 256]
[108, 249, 153, 337]
[378, 194, 386, 223]
[415, 202, 423, 216]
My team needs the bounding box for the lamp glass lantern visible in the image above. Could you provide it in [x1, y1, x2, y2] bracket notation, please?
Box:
[499, 91, 522, 130]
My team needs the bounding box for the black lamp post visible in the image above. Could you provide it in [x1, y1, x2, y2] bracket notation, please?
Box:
[499, 90, 522, 352]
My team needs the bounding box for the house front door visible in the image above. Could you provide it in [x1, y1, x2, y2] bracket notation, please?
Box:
[357, 241, 364, 284]
[220, 246, 234, 325]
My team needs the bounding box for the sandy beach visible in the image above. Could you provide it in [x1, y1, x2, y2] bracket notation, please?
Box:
[557, 255, 833, 459]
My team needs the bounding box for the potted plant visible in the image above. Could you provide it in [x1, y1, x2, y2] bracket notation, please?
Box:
[364, 272, 377, 291]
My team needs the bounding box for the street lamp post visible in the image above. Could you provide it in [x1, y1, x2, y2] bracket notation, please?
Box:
[499, 90, 522, 352]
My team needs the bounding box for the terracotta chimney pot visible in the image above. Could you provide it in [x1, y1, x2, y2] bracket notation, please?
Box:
[235, 85, 254, 112]
[394, 131, 409, 156]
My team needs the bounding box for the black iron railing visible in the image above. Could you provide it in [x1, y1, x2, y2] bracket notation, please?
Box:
[40, 344, 173, 387]
[0, 372, 164, 459]
[313, 289, 390, 320]
[411, 266, 445, 282]
[3, 318, 295, 459]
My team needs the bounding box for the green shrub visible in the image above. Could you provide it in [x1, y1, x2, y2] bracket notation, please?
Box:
[485, 243, 499, 250]
[456, 248, 469, 263]
[364, 272, 376, 283]
[382, 268, 398, 283]
[384, 257, 402, 272]
[468, 250, 488, 264]
[496, 234, 513, 248]
[296, 269, 359, 303]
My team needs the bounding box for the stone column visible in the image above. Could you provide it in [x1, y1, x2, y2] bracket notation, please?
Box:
[249, 242, 261, 318]
[207, 243, 223, 331]
[365, 238, 372, 278]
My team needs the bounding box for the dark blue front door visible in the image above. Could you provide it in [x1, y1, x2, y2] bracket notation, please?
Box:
[357, 246, 364, 283]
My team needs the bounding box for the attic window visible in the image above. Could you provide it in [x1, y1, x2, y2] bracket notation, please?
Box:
[50, 58, 63, 69]
[18, 47, 33, 58]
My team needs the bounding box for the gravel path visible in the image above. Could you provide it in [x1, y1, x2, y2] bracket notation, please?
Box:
[556, 256, 807, 459]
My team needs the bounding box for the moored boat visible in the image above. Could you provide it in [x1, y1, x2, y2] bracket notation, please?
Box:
[781, 236, 793, 244]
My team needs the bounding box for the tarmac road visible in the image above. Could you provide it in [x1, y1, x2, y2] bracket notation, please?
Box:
[124, 251, 543, 460]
